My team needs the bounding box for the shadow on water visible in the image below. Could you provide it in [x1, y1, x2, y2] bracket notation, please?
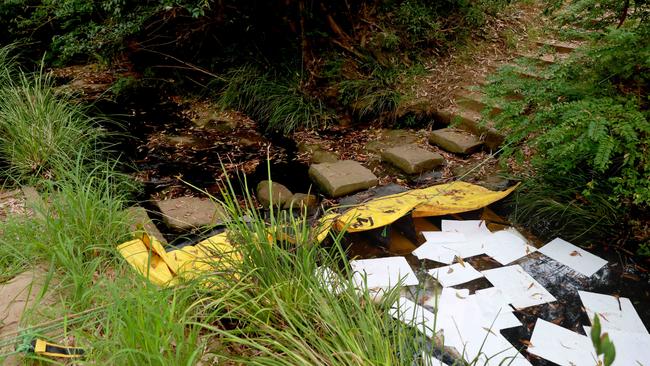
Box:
[94, 88, 312, 201]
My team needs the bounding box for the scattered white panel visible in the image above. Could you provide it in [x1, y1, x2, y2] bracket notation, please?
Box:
[421, 288, 529, 365]
[449, 235, 490, 258]
[413, 236, 490, 263]
[538, 237, 607, 277]
[412, 242, 459, 264]
[583, 326, 650, 366]
[422, 353, 449, 366]
[422, 231, 466, 243]
[441, 220, 491, 234]
[454, 326, 532, 366]
[473, 287, 522, 330]
[389, 297, 436, 338]
[350, 256, 419, 290]
[389, 297, 437, 337]
[437, 290, 530, 365]
[579, 290, 648, 334]
[484, 230, 537, 265]
[428, 263, 484, 287]
[528, 318, 597, 366]
[314, 266, 345, 295]
[481, 265, 556, 309]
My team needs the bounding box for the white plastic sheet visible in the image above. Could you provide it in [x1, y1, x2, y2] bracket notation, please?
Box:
[583, 326, 650, 366]
[579, 290, 648, 334]
[484, 229, 537, 265]
[481, 265, 556, 309]
[538, 238, 607, 277]
[350, 256, 419, 290]
[428, 263, 483, 287]
[527, 318, 597, 366]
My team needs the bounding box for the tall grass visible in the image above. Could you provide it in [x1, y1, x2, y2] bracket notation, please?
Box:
[155, 171, 438, 365]
[218, 65, 327, 134]
[0, 68, 106, 183]
[0, 152, 134, 299]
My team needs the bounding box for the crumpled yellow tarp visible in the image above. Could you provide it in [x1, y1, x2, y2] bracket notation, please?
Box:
[117, 231, 236, 287]
[330, 181, 518, 233]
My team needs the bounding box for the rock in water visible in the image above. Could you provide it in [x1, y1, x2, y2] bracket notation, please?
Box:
[283, 193, 318, 211]
[256, 180, 294, 207]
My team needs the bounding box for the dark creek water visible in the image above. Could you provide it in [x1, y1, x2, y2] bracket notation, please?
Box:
[97, 90, 312, 201]
[98, 91, 649, 366]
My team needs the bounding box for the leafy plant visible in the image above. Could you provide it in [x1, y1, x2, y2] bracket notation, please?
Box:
[590, 315, 616, 366]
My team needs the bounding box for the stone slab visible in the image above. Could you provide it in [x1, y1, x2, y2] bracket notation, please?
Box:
[428, 128, 482, 154]
[381, 144, 444, 174]
[308, 160, 378, 198]
[126, 206, 168, 244]
[364, 129, 420, 154]
[156, 196, 225, 231]
[256, 180, 293, 207]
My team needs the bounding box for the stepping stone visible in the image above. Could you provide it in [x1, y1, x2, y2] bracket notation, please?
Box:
[156, 197, 225, 231]
[364, 129, 420, 154]
[309, 160, 378, 198]
[434, 109, 504, 150]
[535, 40, 580, 54]
[256, 180, 293, 207]
[429, 128, 482, 154]
[381, 144, 444, 174]
[311, 150, 338, 164]
[126, 206, 167, 244]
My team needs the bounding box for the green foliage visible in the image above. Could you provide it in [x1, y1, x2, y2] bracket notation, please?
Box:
[0, 0, 211, 63]
[485, 22, 650, 247]
[590, 315, 616, 366]
[395, 0, 444, 45]
[218, 65, 328, 134]
[546, 0, 650, 30]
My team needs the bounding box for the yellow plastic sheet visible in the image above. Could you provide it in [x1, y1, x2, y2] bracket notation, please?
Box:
[331, 181, 518, 233]
[117, 231, 236, 287]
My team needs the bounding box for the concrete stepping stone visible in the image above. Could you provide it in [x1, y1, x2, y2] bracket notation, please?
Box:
[535, 40, 580, 54]
[256, 180, 293, 207]
[381, 144, 444, 174]
[156, 196, 225, 231]
[434, 109, 503, 150]
[309, 160, 378, 198]
[429, 128, 482, 154]
[126, 206, 168, 243]
[364, 129, 420, 154]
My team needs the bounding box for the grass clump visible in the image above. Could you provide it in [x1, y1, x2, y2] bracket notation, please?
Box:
[170, 174, 434, 365]
[218, 65, 328, 134]
[0, 69, 107, 183]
